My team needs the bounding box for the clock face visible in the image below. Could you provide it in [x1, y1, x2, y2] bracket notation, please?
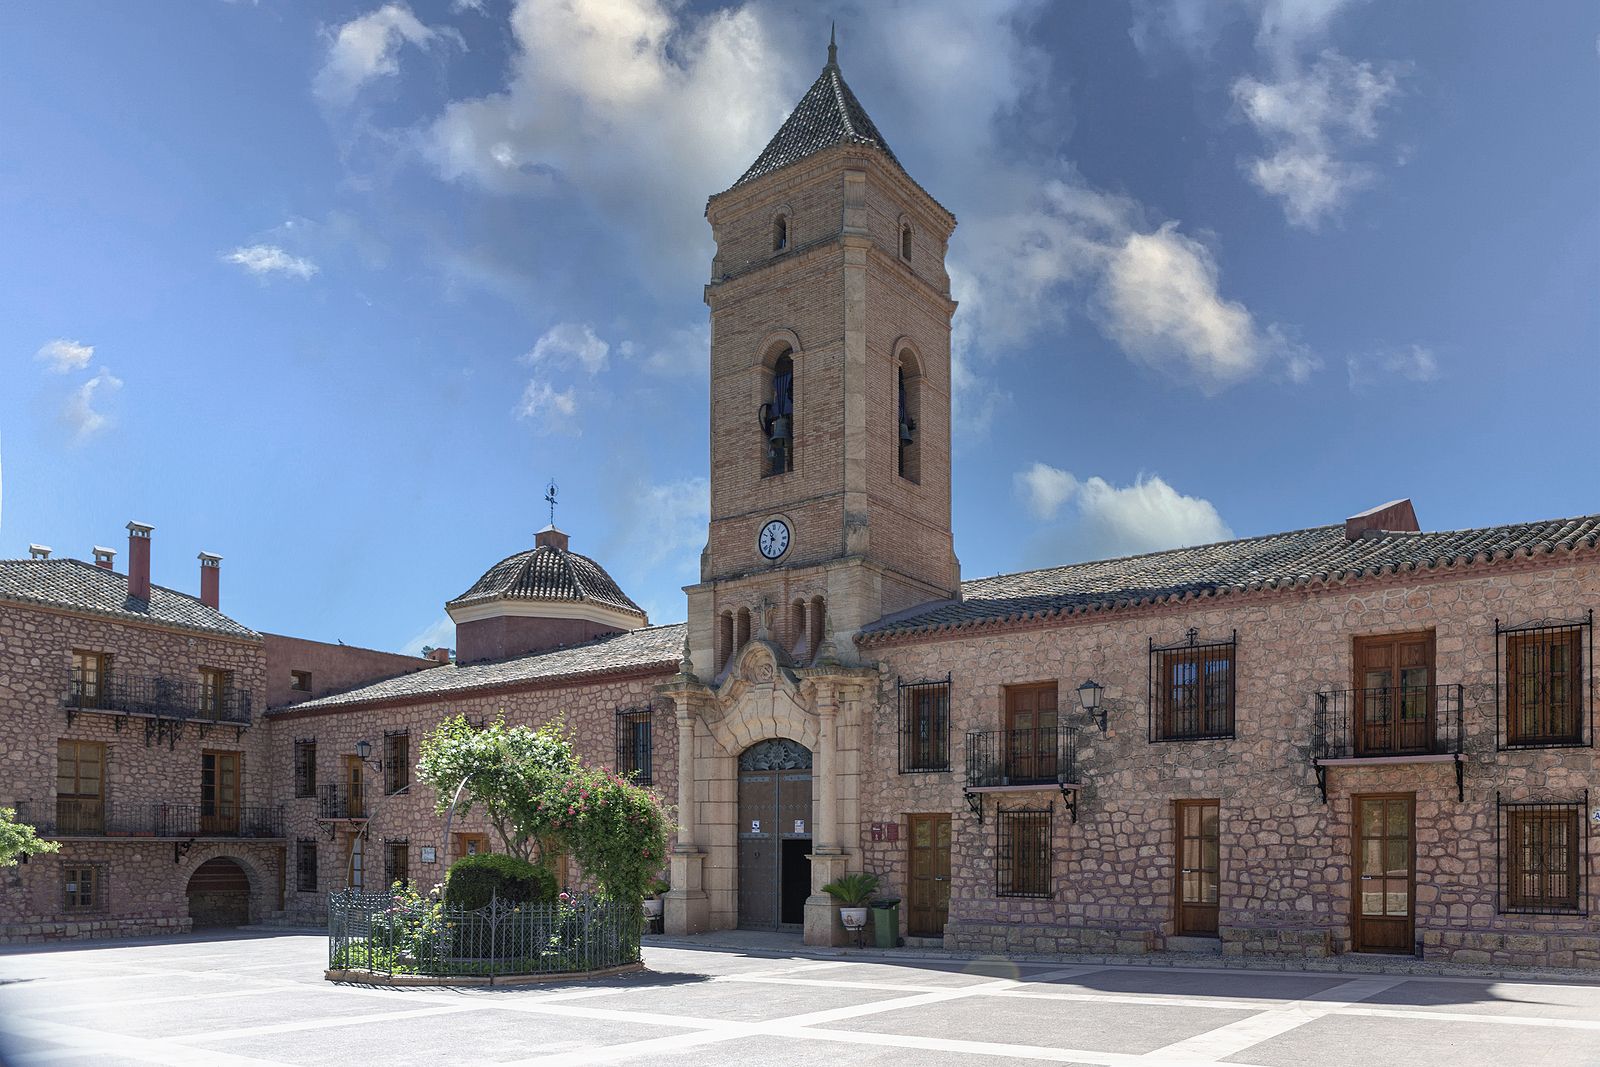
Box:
[758, 519, 790, 560]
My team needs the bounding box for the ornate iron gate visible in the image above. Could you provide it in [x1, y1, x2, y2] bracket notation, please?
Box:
[737, 739, 812, 929]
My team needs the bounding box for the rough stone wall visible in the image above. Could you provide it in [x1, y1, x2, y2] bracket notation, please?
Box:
[858, 558, 1600, 968]
[266, 668, 678, 924]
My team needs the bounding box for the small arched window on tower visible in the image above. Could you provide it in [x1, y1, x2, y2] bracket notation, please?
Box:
[897, 348, 922, 484]
[773, 213, 789, 253]
[735, 607, 752, 654]
[900, 220, 913, 263]
[717, 610, 734, 674]
[808, 596, 826, 663]
[760, 349, 795, 477]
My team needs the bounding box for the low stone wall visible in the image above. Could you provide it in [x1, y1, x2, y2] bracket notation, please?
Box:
[946, 922, 1156, 956]
[0, 915, 192, 945]
[1219, 925, 1335, 959]
[1422, 930, 1600, 970]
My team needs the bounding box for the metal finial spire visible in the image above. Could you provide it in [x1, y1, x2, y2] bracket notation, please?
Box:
[827, 22, 837, 66]
[543, 480, 559, 526]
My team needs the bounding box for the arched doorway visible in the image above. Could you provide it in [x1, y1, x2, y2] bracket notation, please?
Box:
[737, 739, 812, 929]
[187, 857, 251, 928]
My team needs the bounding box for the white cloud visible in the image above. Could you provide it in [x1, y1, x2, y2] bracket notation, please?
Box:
[451, 0, 487, 13]
[1347, 343, 1438, 389]
[35, 339, 94, 374]
[63, 368, 123, 442]
[514, 378, 579, 431]
[523, 322, 610, 375]
[314, 3, 460, 106]
[621, 323, 709, 378]
[1234, 50, 1401, 228]
[400, 613, 455, 656]
[1017, 463, 1233, 563]
[224, 244, 319, 280]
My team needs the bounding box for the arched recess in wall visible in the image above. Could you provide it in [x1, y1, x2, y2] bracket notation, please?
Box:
[717, 610, 734, 675]
[893, 339, 923, 484]
[897, 212, 914, 263]
[771, 204, 794, 253]
[186, 855, 253, 928]
[758, 331, 802, 478]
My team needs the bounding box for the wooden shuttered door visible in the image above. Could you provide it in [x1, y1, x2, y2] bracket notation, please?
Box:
[1353, 632, 1435, 756]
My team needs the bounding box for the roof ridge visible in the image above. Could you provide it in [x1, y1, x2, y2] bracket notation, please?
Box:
[826, 66, 856, 139]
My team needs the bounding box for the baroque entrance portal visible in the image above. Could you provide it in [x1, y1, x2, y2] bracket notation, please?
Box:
[737, 739, 813, 929]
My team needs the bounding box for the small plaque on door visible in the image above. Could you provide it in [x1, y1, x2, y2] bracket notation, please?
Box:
[750, 819, 761, 833]
[793, 820, 805, 834]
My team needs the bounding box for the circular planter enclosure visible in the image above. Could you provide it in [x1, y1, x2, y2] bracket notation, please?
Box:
[326, 890, 640, 983]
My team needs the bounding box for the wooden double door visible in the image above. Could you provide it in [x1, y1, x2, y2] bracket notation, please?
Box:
[907, 813, 951, 937]
[1174, 800, 1220, 936]
[1353, 793, 1414, 953]
[200, 750, 240, 834]
[1354, 633, 1435, 755]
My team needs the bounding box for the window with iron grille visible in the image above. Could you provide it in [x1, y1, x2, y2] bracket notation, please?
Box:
[62, 864, 107, 912]
[384, 731, 410, 795]
[1149, 630, 1236, 741]
[384, 839, 410, 889]
[898, 675, 951, 772]
[615, 706, 653, 784]
[296, 839, 318, 893]
[996, 807, 1052, 898]
[293, 739, 316, 798]
[1497, 612, 1592, 749]
[1497, 794, 1588, 914]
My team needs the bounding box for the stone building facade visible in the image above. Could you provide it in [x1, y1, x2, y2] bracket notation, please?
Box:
[3, 41, 1595, 971]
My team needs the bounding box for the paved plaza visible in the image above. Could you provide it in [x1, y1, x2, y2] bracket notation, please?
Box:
[1, 932, 1598, 1067]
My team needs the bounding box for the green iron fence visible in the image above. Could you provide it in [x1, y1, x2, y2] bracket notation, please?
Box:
[327, 890, 640, 978]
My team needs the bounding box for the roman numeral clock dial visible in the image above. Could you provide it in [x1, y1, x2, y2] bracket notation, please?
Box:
[758, 519, 790, 560]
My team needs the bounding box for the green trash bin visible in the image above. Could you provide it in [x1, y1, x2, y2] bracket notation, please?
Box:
[870, 899, 899, 948]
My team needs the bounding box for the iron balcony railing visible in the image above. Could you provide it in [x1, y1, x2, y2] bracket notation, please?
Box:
[317, 784, 369, 820]
[966, 725, 1079, 788]
[1313, 683, 1464, 760]
[14, 799, 283, 838]
[64, 671, 252, 724]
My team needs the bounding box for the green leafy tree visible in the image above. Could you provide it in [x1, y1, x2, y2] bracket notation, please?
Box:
[0, 807, 60, 866]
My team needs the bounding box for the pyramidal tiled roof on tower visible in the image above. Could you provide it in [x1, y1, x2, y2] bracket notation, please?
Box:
[731, 29, 906, 189]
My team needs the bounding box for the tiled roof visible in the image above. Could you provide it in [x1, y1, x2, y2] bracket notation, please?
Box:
[274, 623, 686, 712]
[731, 55, 905, 190]
[861, 515, 1600, 643]
[0, 558, 260, 639]
[448, 544, 646, 620]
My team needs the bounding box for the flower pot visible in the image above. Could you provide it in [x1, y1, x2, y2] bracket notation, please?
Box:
[642, 898, 664, 918]
[839, 906, 868, 931]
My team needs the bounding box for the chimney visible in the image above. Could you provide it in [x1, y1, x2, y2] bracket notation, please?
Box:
[198, 552, 222, 610]
[427, 647, 453, 664]
[92, 546, 117, 569]
[1345, 499, 1420, 541]
[126, 521, 153, 601]
[28, 544, 52, 560]
[535, 524, 569, 552]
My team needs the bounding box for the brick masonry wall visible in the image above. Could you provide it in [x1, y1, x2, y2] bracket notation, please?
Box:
[857, 558, 1600, 968]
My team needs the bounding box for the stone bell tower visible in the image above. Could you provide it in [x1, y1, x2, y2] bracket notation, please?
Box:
[661, 32, 958, 946]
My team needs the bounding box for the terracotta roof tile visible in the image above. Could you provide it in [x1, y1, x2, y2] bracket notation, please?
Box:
[0, 558, 259, 639]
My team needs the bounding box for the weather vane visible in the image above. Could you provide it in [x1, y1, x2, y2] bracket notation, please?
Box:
[543, 479, 559, 526]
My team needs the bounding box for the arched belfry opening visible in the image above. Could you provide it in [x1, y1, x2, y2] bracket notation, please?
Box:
[736, 739, 813, 929]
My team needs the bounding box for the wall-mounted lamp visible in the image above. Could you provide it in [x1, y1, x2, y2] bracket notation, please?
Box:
[1077, 679, 1106, 732]
[353, 739, 383, 772]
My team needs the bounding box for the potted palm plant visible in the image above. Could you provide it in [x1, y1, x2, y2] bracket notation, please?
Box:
[821, 871, 880, 932]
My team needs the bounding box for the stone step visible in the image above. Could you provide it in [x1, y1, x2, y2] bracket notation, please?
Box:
[901, 936, 944, 950]
[1165, 936, 1222, 954]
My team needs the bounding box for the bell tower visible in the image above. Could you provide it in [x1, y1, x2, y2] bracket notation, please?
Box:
[684, 33, 959, 678]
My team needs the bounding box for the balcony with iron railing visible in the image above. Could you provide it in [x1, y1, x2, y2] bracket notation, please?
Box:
[64, 671, 253, 725]
[14, 798, 284, 839]
[316, 784, 369, 821]
[964, 725, 1081, 822]
[1311, 683, 1465, 801]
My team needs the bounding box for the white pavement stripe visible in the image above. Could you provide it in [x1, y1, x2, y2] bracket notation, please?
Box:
[1139, 975, 1405, 1063]
[0, 1016, 295, 1067]
[1341, 1005, 1600, 1030]
[721, 972, 1289, 1012]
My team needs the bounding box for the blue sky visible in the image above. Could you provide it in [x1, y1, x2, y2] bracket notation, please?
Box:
[2, 0, 1596, 654]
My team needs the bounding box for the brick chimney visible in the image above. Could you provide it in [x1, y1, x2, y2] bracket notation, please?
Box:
[427, 647, 452, 664]
[535, 524, 569, 551]
[198, 552, 222, 609]
[1345, 499, 1420, 541]
[92, 546, 116, 569]
[126, 521, 153, 601]
[27, 544, 51, 560]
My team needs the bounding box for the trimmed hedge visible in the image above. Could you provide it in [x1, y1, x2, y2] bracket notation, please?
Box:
[443, 853, 558, 910]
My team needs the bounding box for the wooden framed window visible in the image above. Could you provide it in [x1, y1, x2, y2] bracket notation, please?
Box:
[1003, 682, 1060, 784]
[1352, 631, 1436, 756]
[296, 839, 318, 893]
[1498, 613, 1591, 749]
[1498, 794, 1587, 915]
[62, 864, 106, 912]
[1149, 631, 1236, 741]
[384, 840, 410, 890]
[898, 675, 950, 772]
[615, 706, 653, 784]
[290, 670, 313, 692]
[452, 832, 491, 860]
[383, 731, 409, 795]
[56, 739, 105, 834]
[348, 835, 364, 891]
[70, 650, 108, 707]
[200, 750, 241, 834]
[198, 667, 232, 719]
[293, 739, 317, 799]
[996, 807, 1052, 898]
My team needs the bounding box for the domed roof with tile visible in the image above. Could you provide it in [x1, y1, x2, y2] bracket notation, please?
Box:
[446, 526, 647, 628]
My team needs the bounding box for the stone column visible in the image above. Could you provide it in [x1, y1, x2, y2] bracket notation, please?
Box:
[664, 696, 709, 936]
[805, 680, 849, 946]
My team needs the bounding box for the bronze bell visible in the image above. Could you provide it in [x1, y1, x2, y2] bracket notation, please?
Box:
[899, 417, 915, 446]
[770, 414, 792, 442]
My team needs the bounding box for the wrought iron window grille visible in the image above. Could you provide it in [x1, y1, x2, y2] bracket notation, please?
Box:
[615, 705, 654, 785]
[897, 674, 952, 773]
[1148, 629, 1237, 742]
[296, 839, 319, 893]
[293, 738, 317, 798]
[1495, 792, 1589, 916]
[996, 806, 1053, 899]
[1495, 611, 1593, 750]
[383, 730, 410, 795]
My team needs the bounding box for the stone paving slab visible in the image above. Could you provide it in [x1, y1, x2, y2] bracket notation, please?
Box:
[1220, 1012, 1600, 1067]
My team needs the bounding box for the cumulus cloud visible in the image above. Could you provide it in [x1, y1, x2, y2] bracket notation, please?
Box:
[523, 322, 610, 375]
[1016, 463, 1233, 564]
[224, 244, 319, 279]
[620, 324, 709, 378]
[1347, 343, 1439, 389]
[314, 3, 460, 106]
[514, 379, 579, 431]
[35, 339, 94, 374]
[63, 368, 123, 442]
